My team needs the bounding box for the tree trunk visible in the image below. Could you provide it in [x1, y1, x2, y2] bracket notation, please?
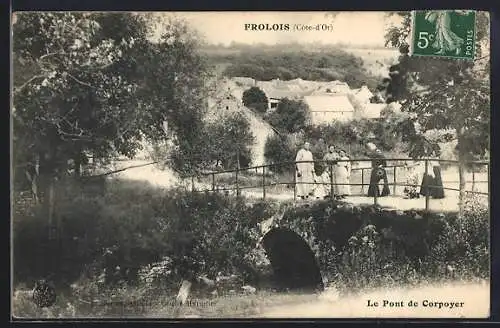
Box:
[74, 154, 81, 178]
[457, 155, 467, 219]
[457, 129, 467, 219]
[38, 151, 58, 240]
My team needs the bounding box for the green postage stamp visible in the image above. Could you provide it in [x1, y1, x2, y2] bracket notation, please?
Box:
[411, 10, 476, 60]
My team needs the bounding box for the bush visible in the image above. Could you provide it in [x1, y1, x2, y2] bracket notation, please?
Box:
[272, 194, 489, 292]
[13, 180, 488, 305]
[13, 179, 272, 291]
[204, 112, 255, 170]
[265, 98, 310, 134]
[242, 87, 268, 114]
[264, 134, 295, 174]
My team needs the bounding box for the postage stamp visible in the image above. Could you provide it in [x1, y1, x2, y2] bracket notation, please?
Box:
[11, 11, 490, 320]
[410, 10, 477, 60]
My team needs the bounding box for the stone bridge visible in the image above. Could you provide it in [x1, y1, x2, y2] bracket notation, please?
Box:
[252, 200, 449, 293]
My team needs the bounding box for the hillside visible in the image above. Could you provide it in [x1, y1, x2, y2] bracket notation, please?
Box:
[203, 44, 389, 91]
[343, 47, 399, 78]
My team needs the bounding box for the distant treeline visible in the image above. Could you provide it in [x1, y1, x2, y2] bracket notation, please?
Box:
[201, 42, 395, 52]
[205, 46, 381, 90]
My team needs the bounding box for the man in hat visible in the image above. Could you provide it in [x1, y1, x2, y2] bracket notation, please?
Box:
[295, 142, 315, 199]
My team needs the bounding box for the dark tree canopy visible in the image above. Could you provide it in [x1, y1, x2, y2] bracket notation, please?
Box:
[266, 98, 310, 134]
[242, 86, 268, 113]
[12, 12, 213, 191]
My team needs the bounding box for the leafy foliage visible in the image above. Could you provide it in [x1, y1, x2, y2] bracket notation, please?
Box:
[265, 98, 310, 134]
[381, 11, 490, 161]
[13, 12, 212, 188]
[263, 135, 295, 174]
[204, 112, 255, 169]
[242, 87, 268, 113]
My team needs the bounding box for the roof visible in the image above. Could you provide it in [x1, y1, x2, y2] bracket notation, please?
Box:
[355, 85, 374, 99]
[258, 81, 314, 100]
[304, 95, 355, 113]
[231, 76, 256, 86]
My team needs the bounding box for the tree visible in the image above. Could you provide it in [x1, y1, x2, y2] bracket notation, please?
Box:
[242, 86, 268, 113]
[264, 134, 295, 174]
[12, 13, 212, 220]
[205, 112, 254, 170]
[266, 98, 310, 134]
[382, 11, 490, 216]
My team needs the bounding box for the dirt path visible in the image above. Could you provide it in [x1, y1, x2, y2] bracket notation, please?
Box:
[257, 281, 489, 318]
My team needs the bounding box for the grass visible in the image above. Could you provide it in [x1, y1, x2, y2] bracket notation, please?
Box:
[13, 285, 321, 318]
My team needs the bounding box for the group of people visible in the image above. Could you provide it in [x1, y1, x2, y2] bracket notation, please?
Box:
[294, 141, 445, 201]
[294, 142, 352, 200]
[403, 160, 445, 199]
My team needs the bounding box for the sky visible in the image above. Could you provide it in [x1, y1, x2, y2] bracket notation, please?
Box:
[152, 12, 403, 47]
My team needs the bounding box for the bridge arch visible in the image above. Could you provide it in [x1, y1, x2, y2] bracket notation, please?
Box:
[261, 227, 324, 292]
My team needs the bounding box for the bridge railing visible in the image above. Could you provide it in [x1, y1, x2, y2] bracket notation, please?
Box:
[187, 158, 489, 211]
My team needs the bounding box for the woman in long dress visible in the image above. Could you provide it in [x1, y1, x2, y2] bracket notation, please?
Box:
[419, 159, 445, 198]
[336, 149, 351, 198]
[295, 142, 315, 199]
[425, 11, 464, 55]
[419, 160, 435, 197]
[431, 160, 445, 199]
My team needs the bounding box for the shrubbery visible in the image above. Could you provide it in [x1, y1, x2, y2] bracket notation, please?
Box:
[13, 179, 270, 290]
[263, 135, 295, 174]
[13, 178, 488, 315]
[274, 196, 489, 292]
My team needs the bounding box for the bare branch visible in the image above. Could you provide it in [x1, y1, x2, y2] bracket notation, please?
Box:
[39, 52, 66, 61]
[86, 161, 159, 178]
[13, 74, 45, 95]
[66, 72, 95, 88]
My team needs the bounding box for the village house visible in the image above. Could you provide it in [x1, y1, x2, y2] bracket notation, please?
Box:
[256, 79, 316, 111]
[304, 94, 355, 125]
[231, 77, 384, 121]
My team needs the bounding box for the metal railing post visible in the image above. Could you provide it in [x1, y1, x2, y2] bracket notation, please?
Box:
[361, 168, 365, 195]
[393, 166, 397, 196]
[330, 162, 334, 201]
[425, 159, 430, 212]
[262, 166, 266, 200]
[211, 173, 215, 192]
[472, 169, 476, 192]
[235, 167, 240, 197]
[191, 176, 195, 192]
[293, 163, 297, 201]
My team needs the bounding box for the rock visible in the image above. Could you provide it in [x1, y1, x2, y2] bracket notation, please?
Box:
[242, 285, 257, 294]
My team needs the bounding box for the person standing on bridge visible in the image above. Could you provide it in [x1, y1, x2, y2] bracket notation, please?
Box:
[366, 144, 390, 197]
[420, 159, 445, 199]
[321, 145, 340, 199]
[336, 149, 351, 198]
[295, 142, 315, 199]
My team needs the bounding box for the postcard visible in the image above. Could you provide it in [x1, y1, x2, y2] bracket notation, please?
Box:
[11, 11, 490, 319]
